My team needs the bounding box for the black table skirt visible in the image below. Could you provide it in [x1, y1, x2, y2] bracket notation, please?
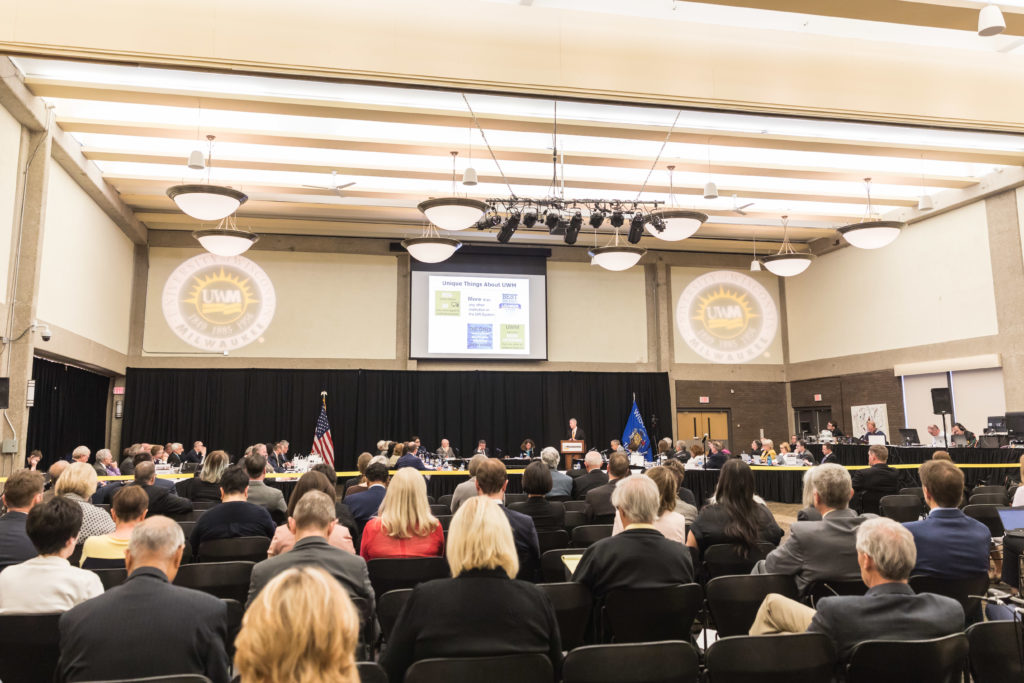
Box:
[804, 444, 1021, 467]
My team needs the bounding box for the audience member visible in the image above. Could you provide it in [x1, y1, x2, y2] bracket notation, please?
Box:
[932, 450, 953, 462]
[345, 462, 389, 530]
[572, 451, 608, 500]
[0, 469, 44, 571]
[510, 461, 566, 532]
[118, 447, 136, 476]
[851, 444, 900, 514]
[43, 460, 68, 501]
[573, 475, 694, 599]
[450, 454, 488, 513]
[475, 459, 540, 579]
[70, 445, 91, 469]
[189, 466, 275, 551]
[132, 461, 194, 518]
[243, 454, 287, 516]
[269, 472, 355, 556]
[661, 459, 699, 519]
[687, 459, 783, 559]
[749, 517, 963, 662]
[379, 496, 561, 681]
[310, 463, 360, 545]
[360, 467, 443, 561]
[905, 459, 990, 579]
[343, 452, 374, 496]
[95, 449, 119, 477]
[540, 447, 573, 498]
[586, 452, 631, 523]
[79, 484, 149, 569]
[247, 491, 374, 613]
[613, 467, 687, 544]
[25, 450, 42, 471]
[56, 462, 116, 543]
[235, 566, 360, 683]
[57, 516, 229, 682]
[0, 497, 102, 613]
[753, 463, 870, 594]
[796, 466, 822, 521]
[186, 449, 230, 502]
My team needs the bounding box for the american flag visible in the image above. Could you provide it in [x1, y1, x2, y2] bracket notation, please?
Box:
[311, 399, 335, 467]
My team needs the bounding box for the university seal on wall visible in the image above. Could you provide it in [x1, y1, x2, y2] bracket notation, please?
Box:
[676, 270, 777, 364]
[162, 254, 276, 351]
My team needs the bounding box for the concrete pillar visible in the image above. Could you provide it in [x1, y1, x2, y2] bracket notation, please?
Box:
[985, 190, 1024, 410]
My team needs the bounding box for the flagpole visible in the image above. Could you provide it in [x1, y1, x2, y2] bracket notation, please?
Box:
[321, 390, 327, 408]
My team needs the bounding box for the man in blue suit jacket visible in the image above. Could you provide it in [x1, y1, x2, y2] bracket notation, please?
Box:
[344, 462, 389, 531]
[904, 459, 990, 579]
[395, 451, 433, 471]
[474, 458, 539, 580]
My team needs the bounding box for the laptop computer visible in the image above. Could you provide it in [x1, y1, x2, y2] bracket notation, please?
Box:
[997, 509, 1024, 538]
[951, 433, 968, 447]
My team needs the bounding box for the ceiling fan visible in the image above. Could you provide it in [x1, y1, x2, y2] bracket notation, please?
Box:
[731, 194, 754, 215]
[302, 170, 356, 197]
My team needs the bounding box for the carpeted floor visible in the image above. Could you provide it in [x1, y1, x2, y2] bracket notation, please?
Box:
[766, 502, 802, 539]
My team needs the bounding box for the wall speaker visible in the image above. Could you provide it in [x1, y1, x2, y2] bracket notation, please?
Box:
[931, 387, 952, 415]
[0, 378, 9, 410]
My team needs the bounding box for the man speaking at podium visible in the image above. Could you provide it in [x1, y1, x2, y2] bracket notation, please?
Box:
[567, 418, 586, 444]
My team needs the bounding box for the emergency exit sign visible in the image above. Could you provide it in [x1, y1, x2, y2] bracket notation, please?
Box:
[699, 396, 710, 404]
[814, 394, 822, 402]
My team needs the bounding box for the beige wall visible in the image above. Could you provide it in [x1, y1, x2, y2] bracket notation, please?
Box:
[143, 247, 399, 359]
[37, 162, 133, 354]
[547, 261, 647, 364]
[0, 104, 19, 309]
[785, 202, 998, 363]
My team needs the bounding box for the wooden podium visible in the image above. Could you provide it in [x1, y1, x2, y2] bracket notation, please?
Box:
[560, 439, 585, 471]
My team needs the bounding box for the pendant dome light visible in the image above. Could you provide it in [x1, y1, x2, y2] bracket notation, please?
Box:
[647, 165, 708, 241]
[837, 178, 904, 250]
[589, 222, 645, 271]
[418, 151, 488, 231]
[762, 215, 814, 277]
[168, 135, 248, 222]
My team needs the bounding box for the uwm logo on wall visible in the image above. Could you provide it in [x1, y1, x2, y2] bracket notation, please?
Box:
[676, 270, 777, 364]
[162, 254, 276, 351]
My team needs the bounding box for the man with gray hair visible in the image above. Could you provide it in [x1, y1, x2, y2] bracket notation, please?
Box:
[572, 450, 608, 499]
[540, 446, 573, 498]
[572, 475, 693, 599]
[57, 516, 229, 682]
[749, 517, 963, 662]
[94, 448, 119, 477]
[753, 463, 872, 594]
[450, 453, 489, 513]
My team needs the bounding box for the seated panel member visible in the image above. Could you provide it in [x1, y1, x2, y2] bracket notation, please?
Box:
[860, 419, 887, 443]
[850, 444, 900, 515]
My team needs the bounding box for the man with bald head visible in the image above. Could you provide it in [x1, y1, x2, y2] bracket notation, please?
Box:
[57, 516, 229, 682]
[572, 451, 608, 500]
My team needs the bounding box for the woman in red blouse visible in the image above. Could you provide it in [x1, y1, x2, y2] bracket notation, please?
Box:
[360, 467, 444, 561]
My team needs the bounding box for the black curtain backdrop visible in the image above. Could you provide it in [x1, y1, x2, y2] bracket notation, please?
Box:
[27, 357, 110, 467]
[122, 369, 671, 470]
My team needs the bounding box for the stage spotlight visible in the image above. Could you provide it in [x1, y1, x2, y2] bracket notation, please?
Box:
[649, 214, 665, 234]
[475, 214, 501, 230]
[565, 212, 583, 245]
[589, 212, 605, 230]
[610, 211, 625, 228]
[544, 211, 560, 230]
[627, 212, 645, 244]
[496, 212, 520, 243]
[522, 211, 539, 229]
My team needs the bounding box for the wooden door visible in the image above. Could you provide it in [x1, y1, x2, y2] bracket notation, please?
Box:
[677, 411, 731, 448]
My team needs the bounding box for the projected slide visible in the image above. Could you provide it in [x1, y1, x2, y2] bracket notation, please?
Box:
[427, 275, 531, 355]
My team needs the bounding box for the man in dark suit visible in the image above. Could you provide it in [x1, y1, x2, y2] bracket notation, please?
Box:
[475, 458, 540, 580]
[750, 517, 963, 663]
[131, 462, 193, 519]
[573, 475, 694, 599]
[247, 490, 374, 611]
[345, 462, 389, 531]
[586, 452, 631, 523]
[705, 441, 729, 469]
[182, 441, 205, 466]
[851, 444, 900, 515]
[268, 440, 291, 472]
[471, 440, 490, 457]
[754, 463, 872, 595]
[0, 469, 44, 571]
[396, 449, 433, 471]
[567, 418, 585, 444]
[57, 516, 229, 682]
[818, 443, 838, 465]
[572, 451, 608, 500]
[904, 460, 990, 579]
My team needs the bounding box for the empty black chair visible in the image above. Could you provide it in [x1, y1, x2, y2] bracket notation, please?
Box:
[572, 524, 612, 548]
[82, 676, 212, 682]
[706, 574, 799, 638]
[879, 494, 924, 522]
[435, 515, 452, 531]
[563, 641, 699, 683]
[357, 661, 388, 683]
[195, 536, 270, 563]
[173, 561, 255, 604]
[603, 584, 703, 643]
[970, 492, 1008, 506]
[177, 520, 196, 539]
[438, 494, 453, 508]
[184, 509, 206, 522]
[899, 486, 925, 501]
[537, 582, 591, 650]
[429, 504, 449, 516]
[963, 504, 1006, 537]
[376, 588, 413, 642]
[971, 485, 1006, 498]
[702, 542, 774, 579]
[563, 500, 590, 515]
[909, 573, 989, 622]
[537, 530, 571, 555]
[704, 633, 836, 683]
[81, 556, 127, 570]
[966, 620, 1024, 682]
[845, 634, 969, 683]
[504, 493, 528, 505]
[540, 548, 583, 582]
[222, 598, 243, 659]
[0, 612, 62, 683]
[805, 579, 867, 607]
[367, 557, 450, 597]
[425, 495, 435, 504]
[192, 500, 218, 510]
[91, 567, 129, 591]
[563, 510, 587, 531]
[404, 653, 552, 683]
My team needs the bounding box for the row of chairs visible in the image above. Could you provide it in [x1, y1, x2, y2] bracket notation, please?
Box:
[879, 492, 1018, 538]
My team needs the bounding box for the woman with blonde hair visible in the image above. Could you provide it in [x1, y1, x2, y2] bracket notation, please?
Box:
[187, 449, 230, 502]
[55, 462, 115, 543]
[359, 467, 442, 561]
[387, 442, 405, 468]
[379, 496, 561, 681]
[235, 565, 360, 683]
[611, 467, 688, 543]
[760, 438, 777, 465]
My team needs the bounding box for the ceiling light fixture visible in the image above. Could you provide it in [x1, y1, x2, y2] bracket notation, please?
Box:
[192, 213, 259, 256]
[167, 135, 248, 221]
[837, 178, 904, 249]
[703, 141, 718, 199]
[589, 227, 645, 271]
[979, 5, 1006, 36]
[497, 212, 521, 243]
[917, 194, 935, 211]
[418, 151, 488, 231]
[762, 215, 814, 277]
[565, 212, 583, 245]
[402, 236, 462, 263]
[647, 165, 708, 241]
[627, 212, 645, 244]
[187, 149, 205, 170]
[750, 227, 761, 272]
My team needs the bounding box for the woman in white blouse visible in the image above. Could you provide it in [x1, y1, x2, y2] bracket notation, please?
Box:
[611, 466, 687, 544]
